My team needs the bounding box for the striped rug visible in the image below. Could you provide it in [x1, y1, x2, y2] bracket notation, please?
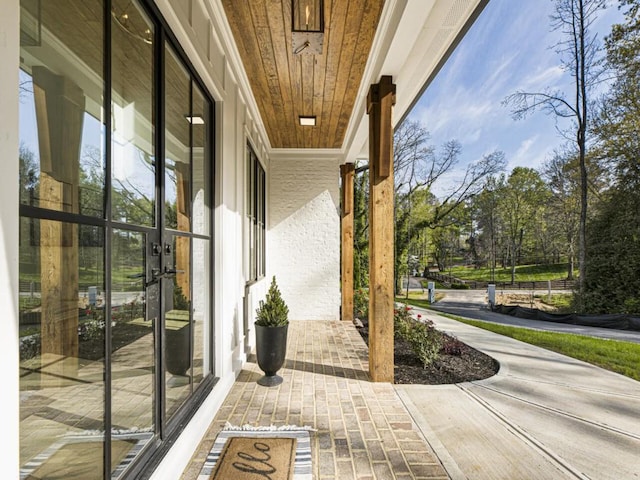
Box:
[197, 424, 313, 480]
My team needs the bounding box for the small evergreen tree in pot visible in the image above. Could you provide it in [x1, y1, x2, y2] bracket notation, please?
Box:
[255, 277, 289, 386]
[255, 277, 289, 327]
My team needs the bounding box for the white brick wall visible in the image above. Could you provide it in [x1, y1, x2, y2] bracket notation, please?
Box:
[269, 157, 341, 320]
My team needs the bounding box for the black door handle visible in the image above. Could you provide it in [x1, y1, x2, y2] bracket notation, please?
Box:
[147, 267, 185, 285]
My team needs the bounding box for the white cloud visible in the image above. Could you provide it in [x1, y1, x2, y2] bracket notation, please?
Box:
[520, 65, 565, 91]
[406, 0, 621, 195]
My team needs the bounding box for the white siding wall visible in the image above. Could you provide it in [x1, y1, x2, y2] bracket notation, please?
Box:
[269, 157, 341, 321]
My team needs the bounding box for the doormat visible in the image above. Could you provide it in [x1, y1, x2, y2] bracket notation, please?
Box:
[198, 424, 313, 480]
[209, 436, 296, 480]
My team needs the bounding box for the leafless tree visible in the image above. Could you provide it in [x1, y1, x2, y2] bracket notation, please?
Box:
[503, 0, 607, 300]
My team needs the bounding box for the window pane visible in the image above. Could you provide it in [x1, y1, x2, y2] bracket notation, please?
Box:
[258, 165, 265, 278]
[111, 229, 156, 475]
[112, 0, 156, 227]
[19, 1, 105, 217]
[192, 238, 210, 387]
[165, 234, 192, 418]
[165, 45, 191, 232]
[192, 82, 211, 236]
[19, 219, 105, 478]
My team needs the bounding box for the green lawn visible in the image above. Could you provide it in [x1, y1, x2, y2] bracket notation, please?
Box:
[453, 317, 640, 381]
[399, 301, 640, 383]
[449, 263, 570, 282]
[538, 293, 574, 312]
[19, 265, 145, 293]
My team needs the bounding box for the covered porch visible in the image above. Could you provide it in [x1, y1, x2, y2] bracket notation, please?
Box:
[180, 320, 449, 480]
[0, 0, 491, 478]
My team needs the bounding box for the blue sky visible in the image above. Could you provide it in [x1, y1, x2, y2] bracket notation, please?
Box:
[407, 0, 623, 198]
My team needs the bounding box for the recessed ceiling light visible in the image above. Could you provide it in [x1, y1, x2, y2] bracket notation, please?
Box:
[185, 115, 205, 124]
[299, 115, 316, 126]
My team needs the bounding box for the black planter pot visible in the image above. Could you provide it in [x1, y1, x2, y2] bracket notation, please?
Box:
[255, 323, 288, 387]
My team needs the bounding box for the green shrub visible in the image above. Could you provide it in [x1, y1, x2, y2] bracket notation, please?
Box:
[394, 304, 413, 338]
[354, 288, 369, 320]
[405, 320, 442, 368]
[450, 283, 470, 290]
[255, 276, 289, 327]
[394, 304, 442, 368]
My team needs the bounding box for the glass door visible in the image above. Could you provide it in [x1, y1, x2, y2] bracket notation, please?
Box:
[162, 234, 192, 418]
[18, 0, 214, 477]
[110, 0, 158, 473]
[110, 229, 159, 478]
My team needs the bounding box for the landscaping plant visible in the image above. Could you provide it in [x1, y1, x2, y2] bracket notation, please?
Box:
[395, 304, 442, 368]
[255, 276, 289, 327]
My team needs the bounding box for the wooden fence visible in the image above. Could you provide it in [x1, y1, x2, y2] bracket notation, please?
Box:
[424, 272, 575, 291]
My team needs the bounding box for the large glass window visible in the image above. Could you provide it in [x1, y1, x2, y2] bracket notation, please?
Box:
[19, 219, 106, 479]
[111, 0, 156, 228]
[18, 1, 214, 478]
[247, 144, 265, 283]
[163, 41, 213, 421]
[19, 1, 107, 478]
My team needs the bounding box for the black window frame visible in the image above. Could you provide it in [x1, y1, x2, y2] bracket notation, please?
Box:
[246, 142, 265, 284]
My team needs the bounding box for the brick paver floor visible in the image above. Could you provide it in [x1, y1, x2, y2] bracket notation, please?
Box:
[181, 320, 450, 480]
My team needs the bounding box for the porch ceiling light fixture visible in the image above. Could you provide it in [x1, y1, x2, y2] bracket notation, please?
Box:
[299, 115, 316, 126]
[185, 115, 205, 125]
[112, 2, 153, 45]
[292, 0, 324, 55]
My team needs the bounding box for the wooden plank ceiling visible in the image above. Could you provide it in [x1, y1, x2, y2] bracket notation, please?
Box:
[221, 0, 385, 149]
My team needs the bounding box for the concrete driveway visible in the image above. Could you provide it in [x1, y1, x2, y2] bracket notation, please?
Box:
[430, 289, 640, 344]
[397, 308, 640, 480]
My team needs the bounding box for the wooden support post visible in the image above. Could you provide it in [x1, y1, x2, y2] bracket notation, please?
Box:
[175, 162, 191, 299]
[367, 76, 396, 383]
[33, 67, 84, 382]
[340, 163, 355, 322]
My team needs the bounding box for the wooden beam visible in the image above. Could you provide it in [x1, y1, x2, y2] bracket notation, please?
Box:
[367, 76, 396, 382]
[340, 163, 355, 322]
[33, 67, 84, 384]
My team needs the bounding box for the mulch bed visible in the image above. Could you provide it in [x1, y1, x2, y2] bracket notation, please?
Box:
[356, 317, 499, 385]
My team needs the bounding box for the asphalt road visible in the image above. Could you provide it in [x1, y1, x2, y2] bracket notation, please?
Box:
[429, 287, 640, 344]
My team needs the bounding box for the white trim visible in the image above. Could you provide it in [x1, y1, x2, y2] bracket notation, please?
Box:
[0, 1, 20, 478]
[341, 0, 489, 163]
[208, 0, 273, 151]
[148, 373, 236, 480]
[269, 148, 343, 162]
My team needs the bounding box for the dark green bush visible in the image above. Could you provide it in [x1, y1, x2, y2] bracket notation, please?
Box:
[394, 304, 442, 368]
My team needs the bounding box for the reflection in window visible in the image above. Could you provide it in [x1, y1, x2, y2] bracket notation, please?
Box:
[111, 229, 155, 473]
[18, 70, 105, 217]
[165, 234, 192, 418]
[192, 237, 210, 387]
[18, 0, 214, 475]
[165, 44, 191, 232]
[192, 83, 211, 236]
[19, 219, 106, 478]
[111, 0, 156, 227]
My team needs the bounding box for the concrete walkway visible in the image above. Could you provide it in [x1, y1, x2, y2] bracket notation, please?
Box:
[399, 307, 640, 480]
